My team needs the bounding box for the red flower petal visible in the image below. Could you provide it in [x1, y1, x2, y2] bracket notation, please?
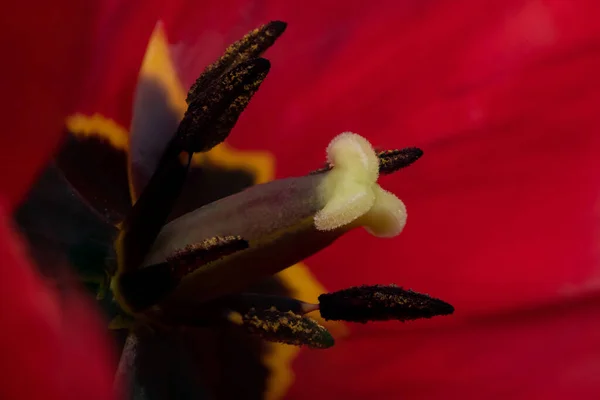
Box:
[75, 0, 168, 128]
[0, 1, 97, 208]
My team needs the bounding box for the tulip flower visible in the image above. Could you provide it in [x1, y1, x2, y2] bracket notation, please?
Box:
[13, 0, 600, 399]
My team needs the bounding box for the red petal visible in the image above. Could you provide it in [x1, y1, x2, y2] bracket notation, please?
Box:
[76, 0, 167, 127]
[0, 1, 97, 208]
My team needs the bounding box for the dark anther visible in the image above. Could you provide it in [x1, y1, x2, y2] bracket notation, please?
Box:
[118, 58, 272, 274]
[177, 58, 271, 153]
[117, 152, 192, 274]
[318, 284, 454, 323]
[377, 147, 423, 175]
[167, 236, 249, 279]
[186, 21, 287, 104]
[242, 308, 334, 349]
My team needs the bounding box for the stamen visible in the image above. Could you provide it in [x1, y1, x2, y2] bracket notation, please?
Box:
[177, 58, 271, 153]
[115, 236, 248, 313]
[117, 58, 268, 276]
[377, 148, 423, 175]
[186, 21, 286, 103]
[240, 307, 334, 349]
[167, 235, 249, 279]
[318, 284, 454, 323]
[116, 152, 192, 275]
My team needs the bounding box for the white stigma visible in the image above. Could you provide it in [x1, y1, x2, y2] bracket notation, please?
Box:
[314, 132, 407, 237]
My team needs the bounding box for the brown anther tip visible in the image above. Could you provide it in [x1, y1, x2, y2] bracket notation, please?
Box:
[242, 308, 334, 349]
[178, 58, 271, 153]
[265, 20, 288, 36]
[318, 284, 454, 323]
[186, 21, 286, 104]
[377, 147, 424, 174]
[245, 56, 272, 72]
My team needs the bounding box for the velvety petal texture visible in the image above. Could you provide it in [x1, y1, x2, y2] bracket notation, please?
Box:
[0, 1, 94, 208]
